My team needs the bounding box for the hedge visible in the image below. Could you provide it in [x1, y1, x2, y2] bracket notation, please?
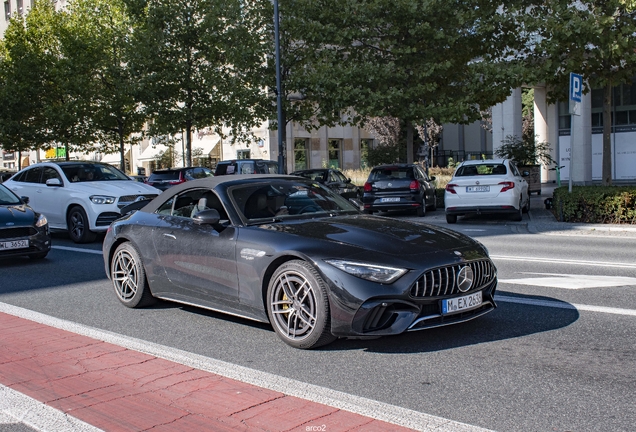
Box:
[551, 186, 636, 224]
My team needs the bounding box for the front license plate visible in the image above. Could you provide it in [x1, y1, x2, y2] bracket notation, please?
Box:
[442, 291, 482, 315]
[380, 197, 400, 203]
[0, 239, 29, 251]
[466, 186, 490, 192]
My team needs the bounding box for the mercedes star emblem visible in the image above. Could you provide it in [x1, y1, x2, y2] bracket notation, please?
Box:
[456, 266, 474, 292]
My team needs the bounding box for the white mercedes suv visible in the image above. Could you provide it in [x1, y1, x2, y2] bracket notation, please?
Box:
[4, 161, 161, 243]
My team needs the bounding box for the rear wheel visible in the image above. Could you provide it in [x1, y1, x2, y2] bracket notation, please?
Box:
[511, 199, 523, 221]
[267, 260, 336, 349]
[446, 214, 457, 224]
[110, 242, 155, 308]
[416, 198, 426, 217]
[67, 206, 97, 243]
[522, 195, 530, 213]
[427, 194, 437, 211]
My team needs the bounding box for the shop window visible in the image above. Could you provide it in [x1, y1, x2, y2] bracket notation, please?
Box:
[328, 139, 341, 169]
[294, 139, 309, 171]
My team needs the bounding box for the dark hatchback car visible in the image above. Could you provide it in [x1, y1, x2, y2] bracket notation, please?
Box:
[362, 164, 437, 217]
[146, 167, 214, 191]
[0, 184, 51, 260]
[214, 159, 279, 176]
[291, 168, 361, 200]
[103, 175, 496, 349]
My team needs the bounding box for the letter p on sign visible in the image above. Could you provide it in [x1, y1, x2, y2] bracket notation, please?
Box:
[570, 73, 582, 103]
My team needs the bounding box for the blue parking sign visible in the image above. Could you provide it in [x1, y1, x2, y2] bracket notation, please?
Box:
[570, 73, 582, 103]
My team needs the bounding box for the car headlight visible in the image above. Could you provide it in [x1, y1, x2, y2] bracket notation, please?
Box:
[326, 259, 407, 283]
[35, 214, 48, 227]
[90, 195, 116, 205]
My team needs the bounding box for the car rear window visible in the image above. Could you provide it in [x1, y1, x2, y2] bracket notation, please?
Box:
[369, 167, 414, 181]
[455, 164, 507, 176]
[149, 171, 180, 181]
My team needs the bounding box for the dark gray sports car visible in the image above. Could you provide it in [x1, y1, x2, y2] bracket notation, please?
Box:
[103, 175, 497, 349]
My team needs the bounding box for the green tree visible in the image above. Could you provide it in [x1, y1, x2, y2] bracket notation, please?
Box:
[127, 0, 270, 167]
[529, 0, 636, 185]
[60, 0, 147, 172]
[280, 0, 530, 160]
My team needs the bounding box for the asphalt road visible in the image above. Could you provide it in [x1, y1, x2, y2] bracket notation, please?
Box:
[1, 217, 635, 432]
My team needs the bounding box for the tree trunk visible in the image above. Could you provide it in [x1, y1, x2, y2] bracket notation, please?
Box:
[185, 120, 192, 167]
[602, 82, 612, 186]
[406, 121, 414, 164]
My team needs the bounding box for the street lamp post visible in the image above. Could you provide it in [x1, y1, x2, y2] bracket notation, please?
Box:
[273, 0, 285, 174]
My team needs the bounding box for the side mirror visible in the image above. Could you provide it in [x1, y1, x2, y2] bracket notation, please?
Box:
[192, 208, 220, 225]
[429, 176, 436, 181]
[348, 197, 363, 210]
[346, 178, 352, 183]
[21, 196, 30, 204]
[46, 178, 62, 187]
[522, 171, 530, 177]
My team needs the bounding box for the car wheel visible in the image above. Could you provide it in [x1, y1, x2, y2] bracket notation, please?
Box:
[446, 214, 457, 224]
[427, 194, 437, 211]
[267, 260, 337, 349]
[416, 198, 426, 217]
[67, 206, 97, 243]
[512, 199, 523, 221]
[28, 251, 48, 260]
[110, 242, 155, 308]
[522, 195, 530, 213]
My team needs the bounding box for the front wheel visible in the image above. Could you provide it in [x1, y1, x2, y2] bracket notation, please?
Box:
[110, 242, 155, 308]
[67, 206, 97, 243]
[267, 260, 336, 349]
[511, 199, 523, 221]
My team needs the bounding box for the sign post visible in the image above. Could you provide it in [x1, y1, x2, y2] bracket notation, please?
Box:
[569, 73, 583, 193]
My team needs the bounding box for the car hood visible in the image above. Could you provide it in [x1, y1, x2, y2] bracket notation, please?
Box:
[262, 215, 481, 257]
[0, 204, 37, 227]
[69, 181, 161, 196]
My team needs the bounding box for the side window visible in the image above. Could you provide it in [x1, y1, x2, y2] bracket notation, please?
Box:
[12, 171, 26, 182]
[328, 171, 338, 183]
[24, 167, 43, 183]
[510, 164, 520, 177]
[171, 190, 201, 218]
[241, 162, 255, 174]
[156, 197, 175, 215]
[42, 167, 61, 183]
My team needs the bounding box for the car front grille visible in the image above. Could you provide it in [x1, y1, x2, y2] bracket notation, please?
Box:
[96, 212, 123, 226]
[117, 194, 158, 209]
[410, 259, 496, 298]
[0, 227, 37, 240]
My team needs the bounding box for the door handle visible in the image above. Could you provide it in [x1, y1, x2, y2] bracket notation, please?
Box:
[163, 233, 176, 240]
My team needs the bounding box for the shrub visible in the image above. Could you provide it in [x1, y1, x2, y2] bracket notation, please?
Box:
[551, 186, 636, 224]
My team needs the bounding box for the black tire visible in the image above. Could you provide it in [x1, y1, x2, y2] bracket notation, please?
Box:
[29, 251, 48, 260]
[511, 199, 523, 221]
[67, 206, 97, 243]
[416, 198, 426, 217]
[267, 260, 336, 349]
[522, 195, 530, 213]
[446, 214, 457, 224]
[427, 194, 437, 211]
[110, 242, 155, 308]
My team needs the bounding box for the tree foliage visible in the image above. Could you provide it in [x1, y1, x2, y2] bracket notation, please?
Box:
[528, 0, 636, 185]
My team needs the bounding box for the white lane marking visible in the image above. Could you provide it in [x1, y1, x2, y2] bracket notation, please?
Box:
[0, 384, 101, 432]
[461, 229, 486, 232]
[52, 246, 103, 255]
[491, 255, 636, 269]
[496, 295, 636, 317]
[0, 302, 491, 432]
[499, 273, 636, 289]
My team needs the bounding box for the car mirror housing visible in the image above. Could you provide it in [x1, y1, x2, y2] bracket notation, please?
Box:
[430, 176, 436, 181]
[46, 178, 62, 187]
[192, 209, 220, 225]
[522, 171, 530, 177]
[20, 196, 30, 204]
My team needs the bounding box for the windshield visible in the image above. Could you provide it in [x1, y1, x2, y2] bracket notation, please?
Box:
[61, 163, 131, 182]
[0, 184, 21, 205]
[229, 179, 359, 223]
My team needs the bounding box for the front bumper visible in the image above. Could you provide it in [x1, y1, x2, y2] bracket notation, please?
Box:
[0, 226, 51, 259]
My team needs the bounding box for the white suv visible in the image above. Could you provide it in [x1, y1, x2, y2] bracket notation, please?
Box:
[4, 161, 161, 243]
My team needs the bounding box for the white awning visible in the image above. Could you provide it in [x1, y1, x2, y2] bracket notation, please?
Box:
[138, 144, 169, 162]
[100, 151, 128, 164]
[191, 136, 220, 155]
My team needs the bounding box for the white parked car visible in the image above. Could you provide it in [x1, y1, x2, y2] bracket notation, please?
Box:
[4, 161, 161, 243]
[444, 159, 530, 224]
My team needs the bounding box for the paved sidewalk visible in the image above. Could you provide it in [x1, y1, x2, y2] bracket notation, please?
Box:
[0, 304, 489, 432]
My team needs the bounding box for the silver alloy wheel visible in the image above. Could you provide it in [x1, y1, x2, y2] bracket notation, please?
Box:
[270, 270, 317, 341]
[112, 248, 139, 302]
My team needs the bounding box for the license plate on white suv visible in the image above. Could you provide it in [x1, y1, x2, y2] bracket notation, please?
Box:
[466, 186, 490, 192]
[442, 291, 482, 315]
[0, 239, 29, 251]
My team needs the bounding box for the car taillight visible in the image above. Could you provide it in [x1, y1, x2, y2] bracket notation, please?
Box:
[409, 180, 419, 191]
[445, 183, 458, 194]
[168, 179, 185, 185]
[499, 181, 515, 192]
[363, 182, 372, 192]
